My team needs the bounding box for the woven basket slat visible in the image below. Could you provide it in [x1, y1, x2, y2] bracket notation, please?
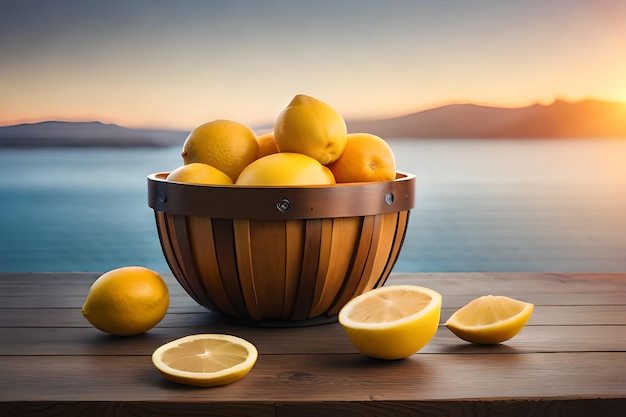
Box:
[148, 171, 415, 326]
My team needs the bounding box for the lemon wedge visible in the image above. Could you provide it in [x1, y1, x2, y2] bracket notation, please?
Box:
[445, 295, 534, 344]
[152, 334, 258, 387]
[338, 285, 442, 360]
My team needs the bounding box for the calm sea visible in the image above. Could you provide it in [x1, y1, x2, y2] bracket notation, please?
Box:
[1, 138, 625, 273]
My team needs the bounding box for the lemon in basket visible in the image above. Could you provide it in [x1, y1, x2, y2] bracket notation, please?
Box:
[328, 133, 396, 183]
[236, 152, 335, 186]
[166, 163, 233, 185]
[181, 119, 258, 182]
[274, 94, 347, 165]
[338, 285, 442, 360]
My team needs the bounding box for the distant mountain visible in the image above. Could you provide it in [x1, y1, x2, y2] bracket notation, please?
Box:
[346, 99, 626, 139]
[0, 121, 189, 147]
[1, 99, 624, 147]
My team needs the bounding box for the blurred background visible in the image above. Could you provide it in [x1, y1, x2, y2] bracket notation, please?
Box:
[1, 0, 625, 273]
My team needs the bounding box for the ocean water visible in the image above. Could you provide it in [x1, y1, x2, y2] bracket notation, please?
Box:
[1, 138, 625, 273]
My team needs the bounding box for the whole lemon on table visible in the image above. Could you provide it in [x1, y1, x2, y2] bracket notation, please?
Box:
[166, 163, 233, 185]
[235, 152, 336, 186]
[82, 266, 169, 336]
[328, 133, 397, 183]
[274, 94, 347, 165]
[181, 119, 258, 182]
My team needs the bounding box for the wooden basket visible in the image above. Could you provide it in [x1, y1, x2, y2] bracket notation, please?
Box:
[148, 172, 416, 326]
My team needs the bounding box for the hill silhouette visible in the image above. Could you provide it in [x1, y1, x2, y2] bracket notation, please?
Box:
[347, 98, 626, 139]
[1, 98, 624, 147]
[0, 121, 188, 147]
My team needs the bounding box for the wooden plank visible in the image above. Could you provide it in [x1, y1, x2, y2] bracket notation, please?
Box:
[1, 273, 625, 416]
[0, 324, 624, 356]
[1, 353, 624, 402]
[391, 272, 626, 297]
[0, 401, 278, 417]
[3, 399, 624, 417]
[2, 305, 624, 328]
[275, 399, 626, 417]
[2, 273, 625, 309]
[0, 293, 194, 309]
[0, 272, 616, 294]
[2, 399, 624, 417]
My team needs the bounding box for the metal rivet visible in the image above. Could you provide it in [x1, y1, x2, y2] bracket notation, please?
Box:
[276, 198, 291, 212]
[158, 191, 167, 203]
[385, 192, 394, 205]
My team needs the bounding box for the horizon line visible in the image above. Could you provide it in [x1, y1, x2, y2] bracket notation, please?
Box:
[1, 95, 624, 131]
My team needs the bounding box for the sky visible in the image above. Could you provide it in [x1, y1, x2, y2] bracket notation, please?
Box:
[1, 0, 626, 130]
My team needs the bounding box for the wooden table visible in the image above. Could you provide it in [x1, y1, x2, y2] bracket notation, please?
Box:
[1, 272, 624, 416]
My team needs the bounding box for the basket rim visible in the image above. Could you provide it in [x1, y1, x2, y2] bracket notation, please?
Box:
[148, 171, 416, 220]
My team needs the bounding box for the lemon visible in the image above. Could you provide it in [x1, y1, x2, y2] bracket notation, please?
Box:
[274, 94, 347, 165]
[81, 266, 169, 336]
[338, 285, 442, 360]
[181, 119, 258, 182]
[235, 152, 335, 186]
[166, 163, 233, 185]
[255, 131, 278, 159]
[328, 133, 397, 183]
[445, 295, 534, 344]
[152, 334, 258, 387]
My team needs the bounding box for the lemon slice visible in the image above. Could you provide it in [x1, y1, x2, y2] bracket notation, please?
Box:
[445, 295, 534, 344]
[338, 285, 442, 360]
[152, 334, 258, 387]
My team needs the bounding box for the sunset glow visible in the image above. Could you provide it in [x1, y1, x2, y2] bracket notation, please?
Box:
[1, 0, 626, 131]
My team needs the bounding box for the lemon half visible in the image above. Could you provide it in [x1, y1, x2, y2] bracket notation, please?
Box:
[152, 334, 258, 387]
[338, 285, 442, 360]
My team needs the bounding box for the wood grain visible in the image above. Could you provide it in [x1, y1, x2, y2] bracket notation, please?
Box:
[3, 305, 625, 327]
[3, 399, 625, 417]
[1, 272, 624, 417]
[2, 353, 625, 401]
[0, 324, 624, 356]
[2, 272, 624, 304]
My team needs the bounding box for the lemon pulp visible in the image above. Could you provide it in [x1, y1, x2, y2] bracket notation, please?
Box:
[338, 285, 442, 360]
[152, 334, 258, 387]
[445, 295, 534, 344]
